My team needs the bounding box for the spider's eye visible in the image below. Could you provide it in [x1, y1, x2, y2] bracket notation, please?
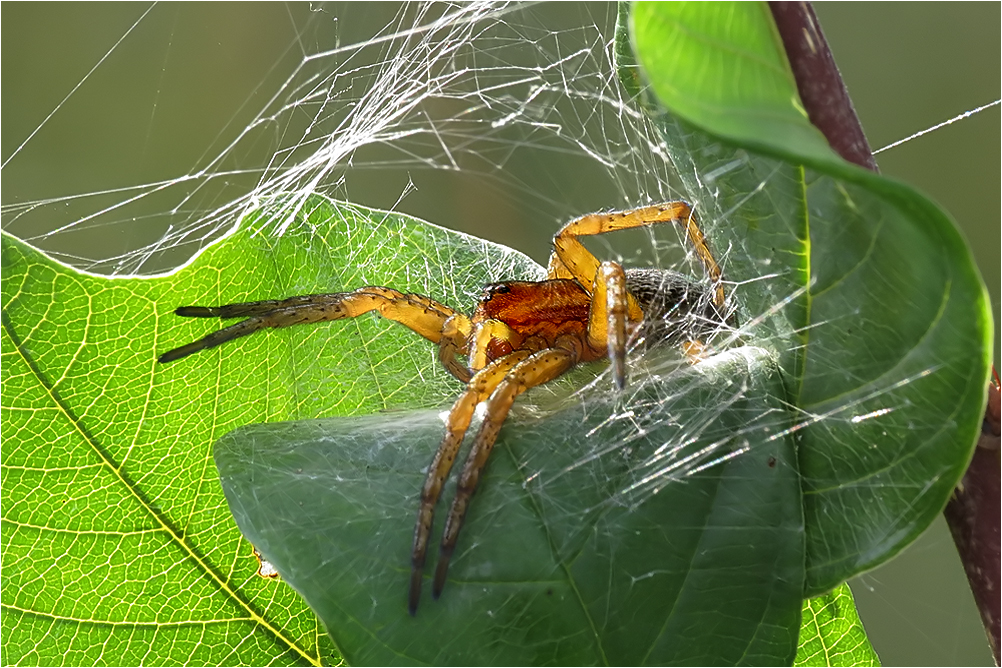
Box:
[484, 283, 511, 299]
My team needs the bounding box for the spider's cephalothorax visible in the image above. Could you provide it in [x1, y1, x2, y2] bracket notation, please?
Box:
[158, 201, 730, 615]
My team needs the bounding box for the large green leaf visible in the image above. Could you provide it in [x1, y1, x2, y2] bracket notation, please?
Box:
[217, 341, 802, 665]
[628, 0, 992, 595]
[1, 199, 542, 665]
[630, 2, 835, 165]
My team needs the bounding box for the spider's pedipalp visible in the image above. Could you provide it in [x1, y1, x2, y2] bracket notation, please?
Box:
[439, 315, 474, 383]
[470, 318, 524, 371]
[409, 350, 531, 615]
[431, 341, 579, 601]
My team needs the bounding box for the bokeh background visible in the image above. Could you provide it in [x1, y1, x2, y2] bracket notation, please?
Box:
[3, 3, 998, 665]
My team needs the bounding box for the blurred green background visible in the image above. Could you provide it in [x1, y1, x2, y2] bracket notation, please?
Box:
[3, 3, 998, 665]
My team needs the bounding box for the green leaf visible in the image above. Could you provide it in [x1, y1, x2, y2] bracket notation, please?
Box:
[1, 198, 540, 665]
[628, 0, 992, 596]
[796, 585, 879, 667]
[217, 344, 802, 665]
[630, 2, 836, 166]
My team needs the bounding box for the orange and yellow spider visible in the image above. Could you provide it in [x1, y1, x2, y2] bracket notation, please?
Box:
[158, 201, 730, 615]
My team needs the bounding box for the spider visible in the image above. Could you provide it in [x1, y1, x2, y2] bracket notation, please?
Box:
[158, 201, 730, 615]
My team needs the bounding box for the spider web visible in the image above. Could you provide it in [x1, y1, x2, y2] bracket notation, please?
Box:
[5, 0, 768, 523]
[2, 3, 997, 666]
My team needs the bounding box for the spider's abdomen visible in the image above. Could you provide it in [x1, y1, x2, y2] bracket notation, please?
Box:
[625, 268, 727, 346]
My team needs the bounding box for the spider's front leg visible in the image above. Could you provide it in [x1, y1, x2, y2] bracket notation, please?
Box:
[430, 338, 580, 602]
[157, 288, 473, 382]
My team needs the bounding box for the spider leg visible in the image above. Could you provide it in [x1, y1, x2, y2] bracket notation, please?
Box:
[587, 262, 633, 390]
[547, 202, 725, 307]
[431, 341, 580, 601]
[409, 350, 532, 615]
[159, 288, 473, 382]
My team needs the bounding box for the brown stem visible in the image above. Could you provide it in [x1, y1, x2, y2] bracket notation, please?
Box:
[944, 381, 1001, 664]
[768, 2, 878, 172]
[769, 2, 1000, 663]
